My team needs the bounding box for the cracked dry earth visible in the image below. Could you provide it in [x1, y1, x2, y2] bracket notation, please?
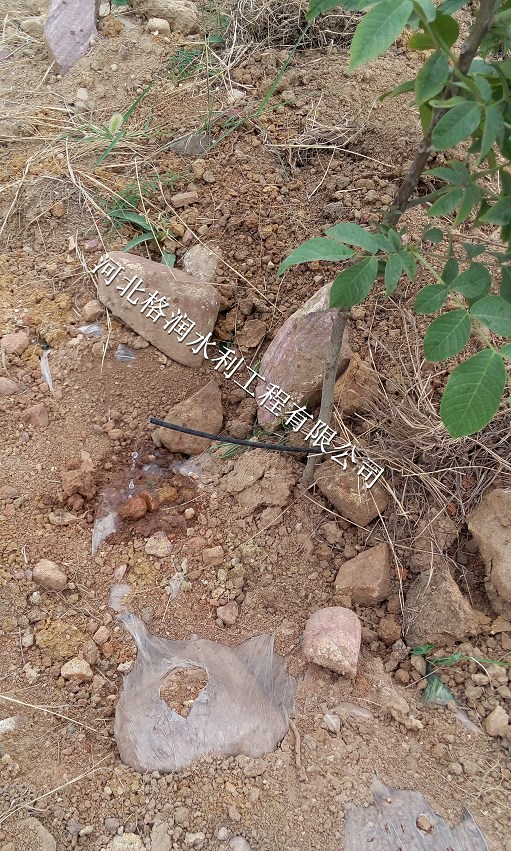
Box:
[1, 2, 511, 850]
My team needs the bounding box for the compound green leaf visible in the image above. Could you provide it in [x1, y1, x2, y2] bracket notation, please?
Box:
[501, 343, 511, 359]
[398, 250, 417, 280]
[442, 257, 459, 283]
[325, 222, 390, 252]
[454, 184, 483, 226]
[330, 256, 379, 308]
[426, 163, 469, 184]
[380, 79, 415, 99]
[479, 196, 511, 225]
[479, 104, 505, 161]
[451, 263, 491, 300]
[423, 227, 444, 243]
[407, 31, 434, 49]
[424, 309, 471, 361]
[415, 52, 450, 105]
[432, 102, 481, 150]
[277, 238, 354, 275]
[414, 284, 448, 314]
[440, 349, 506, 436]
[386, 228, 403, 251]
[430, 12, 459, 49]
[427, 187, 464, 216]
[384, 253, 404, 294]
[463, 242, 486, 259]
[500, 266, 511, 301]
[471, 295, 511, 335]
[349, 0, 413, 71]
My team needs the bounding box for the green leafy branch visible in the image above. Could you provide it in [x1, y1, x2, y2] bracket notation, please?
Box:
[279, 0, 511, 439]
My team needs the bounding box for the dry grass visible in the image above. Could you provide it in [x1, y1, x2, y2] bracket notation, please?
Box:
[333, 303, 511, 531]
[228, 0, 360, 48]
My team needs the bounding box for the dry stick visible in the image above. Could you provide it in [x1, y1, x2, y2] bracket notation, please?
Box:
[306, 0, 498, 485]
[303, 307, 347, 484]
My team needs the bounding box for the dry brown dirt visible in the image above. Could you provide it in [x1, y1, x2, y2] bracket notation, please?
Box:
[0, 3, 510, 851]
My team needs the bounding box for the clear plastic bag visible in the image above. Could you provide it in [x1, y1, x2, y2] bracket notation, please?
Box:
[113, 603, 297, 774]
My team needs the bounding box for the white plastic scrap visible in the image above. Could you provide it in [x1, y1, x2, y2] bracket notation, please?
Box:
[40, 349, 54, 394]
[79, 324, 103, 336]
[92, 510, 117, 555]
[112, 585, 297, 774]
[166, 571, 185, 598]
[115, 344, 135, 363]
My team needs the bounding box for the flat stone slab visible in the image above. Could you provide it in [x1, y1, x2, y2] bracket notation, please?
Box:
[45, 0, 98, 75]
[95, 251, 220, 368]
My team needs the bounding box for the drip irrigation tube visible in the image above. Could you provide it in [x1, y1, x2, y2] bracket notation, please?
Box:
[149, 418, 321, 454]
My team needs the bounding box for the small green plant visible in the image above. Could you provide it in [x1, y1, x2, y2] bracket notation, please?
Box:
[104, 170, 186, 254]
[412, 642, 511, 667]
[280, 0, 511, 438]
[66, 86, 152, 165]
[168, 33, 226, 82]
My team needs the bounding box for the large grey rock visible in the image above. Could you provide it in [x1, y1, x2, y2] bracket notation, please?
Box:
[44, 0, 98, 75]
[154, 380, 223, 455]
[468, 489, 511, 620]
[404, 565, 480, 647]
[96, 251, 220, 368]
[130, 0, 199, 33]
[256, 283, 351, 426]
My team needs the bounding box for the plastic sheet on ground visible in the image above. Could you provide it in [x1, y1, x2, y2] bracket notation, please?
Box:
[40, 349, 54, 393]
[92, 510, 117, 555]
[345, 777, 488, 851]
[79, 324, 103, 336]
[112, 589, 297, 773]
[115, 344, 135, 363]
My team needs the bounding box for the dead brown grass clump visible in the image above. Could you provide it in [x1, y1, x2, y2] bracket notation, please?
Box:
[228, 0, 360, 48]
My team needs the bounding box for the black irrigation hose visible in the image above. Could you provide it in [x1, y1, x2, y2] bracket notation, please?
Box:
[149, 418, 319, 454]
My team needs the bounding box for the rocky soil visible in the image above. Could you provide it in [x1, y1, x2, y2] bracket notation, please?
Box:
[0, 1, 510, 850]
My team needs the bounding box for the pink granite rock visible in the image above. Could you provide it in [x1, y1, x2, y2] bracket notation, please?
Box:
[0, 331, 29, 356]
[44, 0, 98, 75]
[302, 607, 361, 677]
[96, 251, 220, 368]
[256, 284, 351, 426]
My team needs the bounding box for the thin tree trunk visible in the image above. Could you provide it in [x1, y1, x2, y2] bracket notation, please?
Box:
[386, 0, 498, 226]
[305, 0, 498, 484]
[303, 308, 347, 484]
